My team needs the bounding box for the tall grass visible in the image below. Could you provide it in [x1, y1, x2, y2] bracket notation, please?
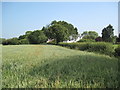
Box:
[2, 45, 118, 88]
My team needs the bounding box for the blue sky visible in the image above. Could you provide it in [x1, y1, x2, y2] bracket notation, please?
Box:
[2, 2, 118, 38]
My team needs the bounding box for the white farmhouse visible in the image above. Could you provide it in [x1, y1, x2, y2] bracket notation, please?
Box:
[63, 34, 82, 43]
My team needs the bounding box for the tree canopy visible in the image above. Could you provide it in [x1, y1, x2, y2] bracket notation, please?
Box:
[43, 20, 78, 44]
[102, 24, 114, 42]
[81, 31, 98, 40]
[28, 30, 47, 44]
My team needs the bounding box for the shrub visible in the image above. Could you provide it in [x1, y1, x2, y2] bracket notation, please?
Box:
[28, 30, 47, 44]
[114, 46, 120, 57]
[2, 38, 19, 45]
[86, 42, 113, 55]
[78, 39, 95, 42]
[95, 37, 102, 42]
[59, 42, 114, 56]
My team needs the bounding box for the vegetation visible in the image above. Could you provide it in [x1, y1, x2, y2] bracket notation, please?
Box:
[114, 45, 120, 57]
[43, 20, 78, 44]
[59, 42, 114, 56]
[95, 36, 102, 42]
[2, 20, 120, 88]
[78, 39, 95, 42]
[28, 30, 47, 44]
[102, 24, 115, 43]
[81, 31, 98, 40]
[2, 38, 19, 45]
[116, 33, 120, 43]
[2, 45, 118, 88]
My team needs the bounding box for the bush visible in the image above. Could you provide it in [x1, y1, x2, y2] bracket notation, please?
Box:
[86, 42, 113, 55]
[59, 42, 114, 56]
[78, 39, 95, 42]
[2, 38, 19, 45]
[114, 46, 120, 57]
[95, 37, 102, 42]
[28, 30, 47, 44]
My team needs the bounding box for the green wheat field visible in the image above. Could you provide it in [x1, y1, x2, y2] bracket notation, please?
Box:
[2, 45, 118, 88]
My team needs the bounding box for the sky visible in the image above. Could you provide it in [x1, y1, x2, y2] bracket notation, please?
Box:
[2, 2, 118, 39]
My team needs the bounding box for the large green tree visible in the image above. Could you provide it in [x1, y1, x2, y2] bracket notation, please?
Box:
[45, 24, 69, 44]
[81, 31, 98, 40]
[43, 20, 78, 44]
[102, 24, 114, 42]
[28, 30, 47, 44]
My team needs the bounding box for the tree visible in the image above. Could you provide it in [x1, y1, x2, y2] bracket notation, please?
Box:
[81, 31, 98, 40]
[18, 31, 32, 40]
[25, 31, 32, 36]
[2, 38, 19, 45]
[102, 24, 114, 42]
[43, 20, 78, 44]
[18, 35, 26, 40]
[46, 24, 69, 44]
[28, 30, 47, 44]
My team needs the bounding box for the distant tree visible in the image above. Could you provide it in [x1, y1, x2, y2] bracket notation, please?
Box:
[81, 31, 98, 40]
[102, 24, 114, 42]
[28, 30, 47, 44]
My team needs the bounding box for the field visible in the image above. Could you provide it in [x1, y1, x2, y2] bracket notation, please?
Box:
[2, 45, 118, 88]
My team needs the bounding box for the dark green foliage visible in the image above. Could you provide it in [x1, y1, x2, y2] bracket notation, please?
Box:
[28, 30, 47, 44]
[47, 24, 69, 44]
[116, 33, 120, 43]
[25, 31, 32, 35]
[102, 24, 114, 42]
[95, 37, 102, 42]
[81, 31, 98, 40]
[114, 46, 120, 57]
[51, 20, 78, 35]
[18, 31, 32, 40]
[59, 42, 114, 56]
[78, 39, 95, 42]
[18, 35, 26, 40]
[2, 38, 19, 45]
[18, 39, 29, 44]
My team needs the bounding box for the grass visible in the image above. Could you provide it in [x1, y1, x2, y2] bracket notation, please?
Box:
[2, 45, 118, 88]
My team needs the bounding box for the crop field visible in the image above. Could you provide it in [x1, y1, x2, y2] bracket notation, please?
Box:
[2, 45, 118, 88]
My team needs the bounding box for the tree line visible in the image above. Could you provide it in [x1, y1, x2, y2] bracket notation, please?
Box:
[1, 20, 120, 45]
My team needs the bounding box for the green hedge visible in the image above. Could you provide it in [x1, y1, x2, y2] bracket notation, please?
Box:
[59, 42, 114, 56]
[78, 39, 95, 42]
